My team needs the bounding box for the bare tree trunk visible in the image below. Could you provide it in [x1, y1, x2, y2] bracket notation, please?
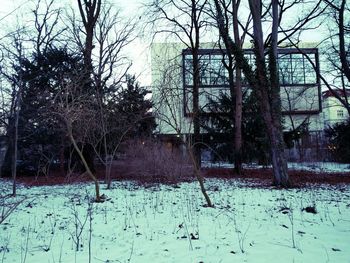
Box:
[271, 0, 289, 185]
[188, 142, 213, 207]
[106, 155, 113, 189]
[232, 0, 243, 174]
[68, 125, 102, 202]
[233, 69, 243, 174]
[11, 107, 20, 196]
[77, 0, 101, 73]
[249, 0, 289, 187]
[261, 108, 289, 186]
[11, 70, 23, 197]
[59, 140, 65, 175]
[338, 0, 350, 82]
[214, 0, 290, 187]
[192, 48, 201, 168]
[191, 0, 203, 168]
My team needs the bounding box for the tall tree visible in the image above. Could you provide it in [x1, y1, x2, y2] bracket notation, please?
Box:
[19, 48, 84, 176]
[69, 2, 136, 186]
[93, 5, 135, 186]
[0, 0, 68, 182]
[214, 0, 290, 186]
[319, 0, 350, 116]
[214, 0, 324, 186]
[231, 0, 244, 175]
[0, 31, 27, 196]
[213, 0, 252, 174]
[147, 0, 209, 167]
[152, 58, 213, 207]
[77, 0, 101, 73]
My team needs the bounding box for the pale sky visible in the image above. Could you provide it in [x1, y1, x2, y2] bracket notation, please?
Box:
[1, 0, 329, 87]
[0, 0, 152, 85]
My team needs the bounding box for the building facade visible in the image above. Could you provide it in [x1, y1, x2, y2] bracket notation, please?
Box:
[322, 90, 350, 128]
[151, 43, 324, 135]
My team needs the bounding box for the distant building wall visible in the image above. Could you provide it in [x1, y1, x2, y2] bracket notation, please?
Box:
[323, 91, 350, 128]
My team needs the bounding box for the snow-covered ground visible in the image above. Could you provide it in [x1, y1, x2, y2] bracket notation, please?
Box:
[203, 161, 350, 173]
[1, 179, 350, 263]
[288, 162, 350, 173]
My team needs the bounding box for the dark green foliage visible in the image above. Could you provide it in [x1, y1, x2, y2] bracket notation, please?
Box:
[325, 119, 350, 163]
[113, 75, 156, 138]
[200, 95, 235, 163]
[242, 91, 270, 164]
[20, 48, 84, 166]
[2, 48, 85, 176]
[201, 90, 270, 165]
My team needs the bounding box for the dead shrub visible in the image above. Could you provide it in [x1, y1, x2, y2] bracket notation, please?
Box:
[121, 139, 193, 183]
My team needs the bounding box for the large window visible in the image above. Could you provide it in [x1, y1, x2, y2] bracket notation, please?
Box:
[183, 48, 321, 115]
[278, 52, 316, 85]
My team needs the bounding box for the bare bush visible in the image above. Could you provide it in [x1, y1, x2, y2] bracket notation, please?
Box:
[120, 139, 193, 183]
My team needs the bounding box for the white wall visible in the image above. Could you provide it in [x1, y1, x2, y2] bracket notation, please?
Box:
[323, 96, 349, 127]
[151, 43, 193, 135]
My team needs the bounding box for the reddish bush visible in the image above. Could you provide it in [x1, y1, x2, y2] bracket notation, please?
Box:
[117, 139, 193, 183]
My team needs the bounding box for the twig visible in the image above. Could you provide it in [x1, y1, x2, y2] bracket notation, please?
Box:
[127, 240, 134, 263]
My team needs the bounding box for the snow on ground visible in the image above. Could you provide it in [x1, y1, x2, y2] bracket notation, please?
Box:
[288, 162, 350, 173]
[1, 179, 350, 263]
[203, 161, 350, 173]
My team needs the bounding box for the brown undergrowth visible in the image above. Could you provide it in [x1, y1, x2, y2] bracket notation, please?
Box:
[203, 167, 350, 187]
[5, 163, 350, 188]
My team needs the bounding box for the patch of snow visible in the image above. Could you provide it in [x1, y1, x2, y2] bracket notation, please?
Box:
[288, 162, 350, 173]
[202, 161, 234, 168]
[0, 179, 350, 262]
[203, 161, 350, 173]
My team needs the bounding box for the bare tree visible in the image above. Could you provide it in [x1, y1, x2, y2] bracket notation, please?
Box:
[0, 30, 27, 196]
[232, 0, 244, 174]
[93, 5, 135, 186]
[153, 57, 213, 207]
[32, 0, 65, 56]
[250, 0, 290, 186]
[212, 0, 252, 174]
[318, 0, 350, 116]
[68, 2, 137, 186]
[89, 82, 153, 189]
[93, 5, 135, 94]
[77, 0, 101, 73]
[53, 72, 103, 202]
[214, 0, 324, 186]
[68, 2, 133, 89]
[214, 0, 290, 186]
[146, 0, 209, 167]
